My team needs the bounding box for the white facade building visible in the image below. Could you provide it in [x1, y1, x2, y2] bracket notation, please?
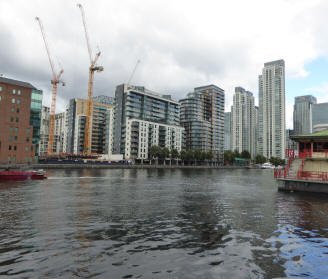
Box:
[258, 60, 286, 159]
[125, 119, 184, 160]
[113, 84, 184, 160]
[231, 87, 256, 157]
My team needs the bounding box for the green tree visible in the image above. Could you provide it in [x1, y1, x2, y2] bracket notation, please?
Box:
[240, 150, 251, 159]
[207, 151, 214, 160]
[150, 145, 161, 159]
[194, 150, 202, 164]
[224, 150, 234, 165]
[159, 147, 170, 159]
[270, 157, 285, 166]
[233, 149, 240, 158]
[180, 150, 187, 164]
[200, 151, 207, 162]
[255, 154, 266, 164]
[185, 150, 194, 164]
[171, 149, 179, 159]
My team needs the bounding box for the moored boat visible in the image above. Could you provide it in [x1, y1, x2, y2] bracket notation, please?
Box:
[0, 169, 47, 180]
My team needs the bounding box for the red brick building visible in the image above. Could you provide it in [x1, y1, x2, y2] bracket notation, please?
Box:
[0, 77, 37, 164]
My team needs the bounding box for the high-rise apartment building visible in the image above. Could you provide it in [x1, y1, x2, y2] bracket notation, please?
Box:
[293, 95, 317, 135]
[312, 103, 328, 129]
[66, 98, 114, 155]
[231, 87, 256, 157]
[224, 112, 232, 151]
[39, 106, 50, 155]
[0, 77, 42, 164]
[258, 59, 286, 159]
[180, 85, 225, 161]
[254, 106, 259, 155]
[39, 107, 67, 155]
[113, 84, 183, 160]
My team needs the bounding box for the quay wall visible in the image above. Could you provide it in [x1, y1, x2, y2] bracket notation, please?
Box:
[0, 164, 250, 170]
[31, 164, 249, 170]
[277, 179, 328, 194]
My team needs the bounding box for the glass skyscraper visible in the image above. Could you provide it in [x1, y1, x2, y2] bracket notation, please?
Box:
[293, 95, 317, 135]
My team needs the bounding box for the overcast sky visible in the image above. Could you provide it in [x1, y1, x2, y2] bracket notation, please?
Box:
[1, 0, 328, 128]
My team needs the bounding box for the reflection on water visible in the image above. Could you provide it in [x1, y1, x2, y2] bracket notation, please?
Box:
[0, 169, 327, 278]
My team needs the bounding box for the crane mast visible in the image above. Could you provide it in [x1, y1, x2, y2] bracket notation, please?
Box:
[35, 17, 65, 155]
[77, 3, 104, 154]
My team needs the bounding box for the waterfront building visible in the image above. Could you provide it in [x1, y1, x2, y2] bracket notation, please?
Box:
[113, 84, 183, 160]
[66, 98, 114, 155]
[0, 77, 42, 164]
[276, 129, 328, 193]
[179, 85, 225, 162]
[39, 107, 67, 155]
[293, 95, 317, 135]
[54, 111, 67, 154]
[286, 129, 297, 151]
[254, 106, 259, 155]
[312, 103, 328, 129]
[258, 59, 286, 159]
[92, 95, 114, 106]
[224, 112, 232, 151]
[39, 106, 50, 155]
[231, 87, 256, 157]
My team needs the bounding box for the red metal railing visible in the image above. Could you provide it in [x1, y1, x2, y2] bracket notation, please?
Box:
[299, 150, 312, 159]
[297, 171, 328, 182]
[283, 157, 294, 178]
[285, 149, 295, 158]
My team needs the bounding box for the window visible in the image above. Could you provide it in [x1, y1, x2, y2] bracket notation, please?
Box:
[10, 117, 14, 122]
[14, 146, 17, 151]
[8, 145, 12, 150]
[9, 136, 12, 142]
[11, 108, 15, 112]
[15, 127, 18, 132]
[9, 127, 13, 132]
[16, 108, 19, 113]
[26, 137, 29, 142]
[0, 96, 1, 102]
[26, 128, 30, 134]
[12, 89, 16, 94]
[14, 136, 18, 141]
[25, 146, 29, 152]
[0, 86, 2, 91]
[16, 117, 19, 123]
[17, 99, 20, 104]
[12, 98, 15, 104]
[18, 90, 21, 95]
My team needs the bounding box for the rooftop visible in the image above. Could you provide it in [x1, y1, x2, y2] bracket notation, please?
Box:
[0, 77, 36, 89]
[291, 129, 328, 141]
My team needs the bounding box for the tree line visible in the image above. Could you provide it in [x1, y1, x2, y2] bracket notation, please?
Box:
[224, 149, 285, 166]
[149, 145, 215, 165]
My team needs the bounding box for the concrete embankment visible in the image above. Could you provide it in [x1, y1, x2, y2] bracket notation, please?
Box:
[277, 178, 328, 193]
[31, 164, 250, 170]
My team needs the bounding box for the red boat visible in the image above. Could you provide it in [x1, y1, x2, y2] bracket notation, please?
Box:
[0, 169, 47, 180]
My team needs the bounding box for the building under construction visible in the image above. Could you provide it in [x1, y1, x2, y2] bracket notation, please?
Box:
[65, 97, 114, 155]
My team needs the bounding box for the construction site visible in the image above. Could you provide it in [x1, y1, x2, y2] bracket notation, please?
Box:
[36, 4, 122, 163]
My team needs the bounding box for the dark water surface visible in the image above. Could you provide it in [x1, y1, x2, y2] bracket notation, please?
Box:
[0, 169, 328, 279]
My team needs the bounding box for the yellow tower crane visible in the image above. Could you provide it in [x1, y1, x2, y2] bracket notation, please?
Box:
[35, 17, 65, 155]
[77, 3, 104, 154]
